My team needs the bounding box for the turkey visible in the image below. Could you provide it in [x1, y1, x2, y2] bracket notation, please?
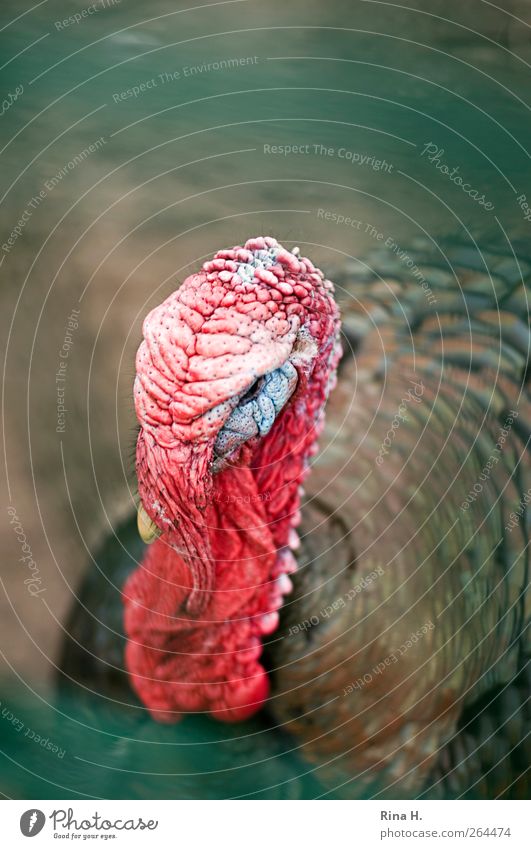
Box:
[57, 233, 530, 800]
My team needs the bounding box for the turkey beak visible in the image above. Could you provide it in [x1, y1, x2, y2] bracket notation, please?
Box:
[137, 503, 161, 544]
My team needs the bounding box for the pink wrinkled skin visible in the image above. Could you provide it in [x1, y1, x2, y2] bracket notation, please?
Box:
[124, 237, 341, 723]
[134, 241, 302, 446]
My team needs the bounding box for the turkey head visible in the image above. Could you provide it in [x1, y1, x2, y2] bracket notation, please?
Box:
[124, 237, 341, 723]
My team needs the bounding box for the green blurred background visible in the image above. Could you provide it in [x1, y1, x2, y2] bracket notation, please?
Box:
[1, 0, 531, 797]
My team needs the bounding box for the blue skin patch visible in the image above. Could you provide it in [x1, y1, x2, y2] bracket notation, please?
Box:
[235, 247, 280, 284]
[213, 361, 298, 469]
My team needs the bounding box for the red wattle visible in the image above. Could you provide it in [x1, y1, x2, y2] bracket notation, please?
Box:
[210, 668, 270, 723]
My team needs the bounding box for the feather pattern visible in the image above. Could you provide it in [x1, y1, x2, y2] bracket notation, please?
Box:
[269, 230, 529, 797]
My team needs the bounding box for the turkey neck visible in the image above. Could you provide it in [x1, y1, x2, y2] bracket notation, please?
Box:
[123, 322, 341, 722]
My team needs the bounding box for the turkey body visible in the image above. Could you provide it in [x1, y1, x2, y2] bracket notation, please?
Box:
[59, 232, 530, 799]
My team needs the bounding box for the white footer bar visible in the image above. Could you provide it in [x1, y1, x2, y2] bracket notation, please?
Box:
[1, 799, 527, 848]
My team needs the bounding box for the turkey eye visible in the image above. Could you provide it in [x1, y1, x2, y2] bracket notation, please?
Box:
[239, 376, 265, 405]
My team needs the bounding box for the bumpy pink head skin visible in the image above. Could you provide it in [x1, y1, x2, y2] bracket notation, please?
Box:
[124, 237, 340, 723]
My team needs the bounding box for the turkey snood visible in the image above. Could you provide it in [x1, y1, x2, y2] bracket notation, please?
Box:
[124, 237, 341, 722]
